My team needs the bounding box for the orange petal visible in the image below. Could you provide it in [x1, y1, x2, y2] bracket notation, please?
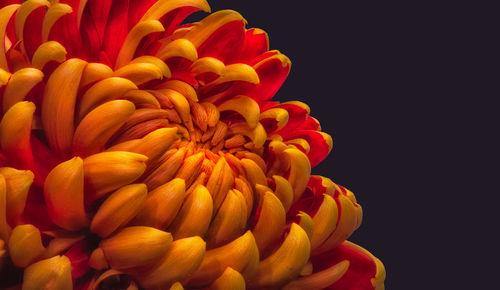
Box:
[83, 151, 147, 199]
[44, 157, 88, 231]
[2, 68, 43, 113]
[42, 58, 87, 157]
[209, 267, 246, 290]
[90, 184, 148, 238]
[168, 185, 213, 239]
[99, 226, 172, 270]
[8, 224, 45, 267]
[73, 100, 136, 157]
[132, 178, 186, 230]
[22, 255, 72, 290]
[0, 167, 34, 225]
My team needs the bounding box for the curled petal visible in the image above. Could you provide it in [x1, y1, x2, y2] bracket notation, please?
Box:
[209, 267, 246, 290]
[99, 226, 172, 270]
[0, 102, 36, 173]
[44, 157, 88, 231]
[284, 148, 311, 202]
[73, 100, 136, 157]
[218, 95, 260, 128]
[114, 62, 164, 85]
[78, 77, 137, 121]
[156, 38, 198, 62]
[83, 151, 147, 199]
[91, 184, 148, 238]
[3, 68, 43, 112]
[8, 224, 45, 267]
[42, 58, 87, 157]
[0, 167, 34, 225]
[186, 230, 259, 287]
[136, 236, 206, 289]
[22, 255, 72, 290]
[168, 184, 213, 239]
[0, 4, 20, 71]
[283, 260, 349, 290]
[251, 191, 286, 257]
[206, 189, 248, 248]
[249, 223, 311, 288]
[31, 41, 67, 70]
[132, 178, 186, 230]
[0, 175, 11, 242]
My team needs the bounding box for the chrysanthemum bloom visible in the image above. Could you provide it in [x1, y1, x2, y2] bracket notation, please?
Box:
[0, 0, 385, 289]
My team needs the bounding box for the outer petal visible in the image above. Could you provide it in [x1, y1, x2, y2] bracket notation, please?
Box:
[311, 241, 385, 290]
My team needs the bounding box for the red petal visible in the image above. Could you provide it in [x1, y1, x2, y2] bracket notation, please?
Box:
[237, 28, 269, 64]
[102, 0, 130, 65]
[49, 1, 86, 59]
[274, 103, 309, 136]
[197, 20, 246, 63]
[312, 242, 378, 290]
[22, 6, 46, 59]
[246, 53, 290, 101]
[65, 240, 91, 279]
[80, 0, 113, 61]
[288, 130, 331, 167]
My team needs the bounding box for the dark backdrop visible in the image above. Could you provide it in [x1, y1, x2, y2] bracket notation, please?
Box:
[189, 1, 492, 289]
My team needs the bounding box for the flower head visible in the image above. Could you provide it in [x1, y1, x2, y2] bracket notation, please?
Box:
[0, 0, 385, 289]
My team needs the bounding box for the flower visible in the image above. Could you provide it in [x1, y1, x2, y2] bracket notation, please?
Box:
[0, 0, 385, 289]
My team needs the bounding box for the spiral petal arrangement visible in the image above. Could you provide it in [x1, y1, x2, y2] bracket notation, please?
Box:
[0, 0, 385, 289]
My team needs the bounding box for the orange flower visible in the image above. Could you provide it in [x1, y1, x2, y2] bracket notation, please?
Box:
[0, 0, 385, 289]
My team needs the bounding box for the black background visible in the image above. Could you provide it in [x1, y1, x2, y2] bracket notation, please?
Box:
[192, 1, 494, 289]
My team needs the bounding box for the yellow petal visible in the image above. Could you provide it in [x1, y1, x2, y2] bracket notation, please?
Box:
[15, 0, 50, 46]
[310, 194, 338, 250]
[0, 167, 34, 225]
[91, 184, 148, 238]
[31, 41, 67, 70]
[201, 102, 220, 127]
[136, 236, 206, 289]
[296, 211, 314, 242]
[8, 224, 45, 267]
[114, 62, 164, 85]
[175, 152, 205, 187]
[23, 255, 72, 290]
[168, 185, 213, 239]
[3, 68, 43, 113]
[248, 223, 311, 288]
[141, 0, 210, 21]
[218, 95, 260, 128]
[206, 157, 234, 212]
[42, 3, 73, 42]
[79, 62, 114, 88]
[73, 100, 136, 157]
[144, 148, 186, 190]
[170, 282, 184, 290]
[241, 158, 267, 187]
[313, 194, 360, 255]
[115, 20, 165, 69]
[108, 127, 178, 162]
[122, 89, 161, 109]
[229, 122, 267, 149]
[210, 63, 259, 85]
[77, 77, 137, 121]
[44, 157, 88, 231]
[83, 151, 147, 199]
[0, 101, 36, 168]
[156, 38, 198, 62]
[343, 240, 386, 288]
[0, 4, 20, 71]
[132, 178, 186, 230]
[186, 230, 259, 287]
[0, 175, 11, 242]
[99, 226, 172, 269]
[190, 57, 225, 76]
[183, 10, 244, 48]
[130, 56, 171, 78]
[260, 108, 289, 131]
[42, 58, 87, 156]
[156, 79, 198, 102]
[205, 189, 247, 248]
[284, 148, 311, 202]
[271, 175, 294, 212]
[209, 267, 246, 290]
[251, 191, 286, 257]
[282, 260, 349, 290]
